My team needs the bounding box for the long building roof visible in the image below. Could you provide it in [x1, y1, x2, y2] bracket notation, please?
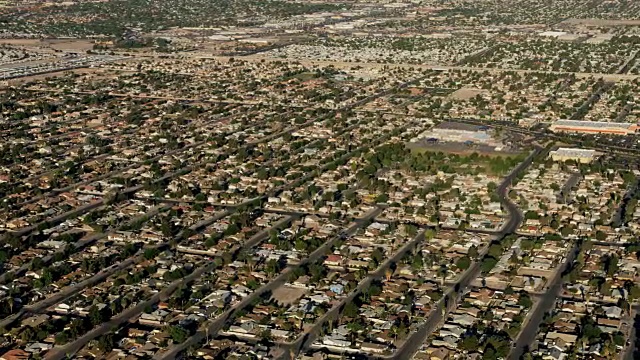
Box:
[550, 147, 597, 157]
[553, 119, 634, 129]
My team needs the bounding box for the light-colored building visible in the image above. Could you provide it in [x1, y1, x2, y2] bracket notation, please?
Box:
[549, 120, 638, 135]
[549, 148, 600, 163]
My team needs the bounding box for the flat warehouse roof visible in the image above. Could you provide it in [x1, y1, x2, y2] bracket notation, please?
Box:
[553, 119, 633, 129]
[551, 148, 597, 157]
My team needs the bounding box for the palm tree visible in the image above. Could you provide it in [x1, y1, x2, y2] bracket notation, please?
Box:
[247, 256, 256, 272]
[390, 325, 399, 343]
[385, 267, 393, 281]
[438, 264, 448, 286]
[6, 298, 14, 315]
[109, 300, 119, 315]
[346, 321, 363, 346]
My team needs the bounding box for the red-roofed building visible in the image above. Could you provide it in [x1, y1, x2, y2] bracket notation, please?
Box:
[0, 349, 30, 360]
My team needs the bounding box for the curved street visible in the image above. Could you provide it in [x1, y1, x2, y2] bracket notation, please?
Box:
[375, 145, 543, 360]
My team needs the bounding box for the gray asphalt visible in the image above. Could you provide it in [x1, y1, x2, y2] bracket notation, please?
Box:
[41, 90, 403, 359]
[155, 207, 383, 360]
[505, 145, 599, 360]
[274, 230, 429, 360]
[623, 305, 640, 360]
[44, 212, 298, 360]
[382, 145, 542, 360]
[507, 241, 580, 360]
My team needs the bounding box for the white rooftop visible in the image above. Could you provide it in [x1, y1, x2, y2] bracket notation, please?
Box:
[550, 147, 597, 157]
[553, 119, 634, 129]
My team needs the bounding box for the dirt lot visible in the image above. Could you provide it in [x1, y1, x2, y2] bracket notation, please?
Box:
[407, 141, 523, 157]
[44, 39, 95, 52]
[0, 39, 43, 46]
[271, 285, 308, 306]
[448, 87, 490, 101]
[561, 18, 640, 26]
[0, 38, 94, 51]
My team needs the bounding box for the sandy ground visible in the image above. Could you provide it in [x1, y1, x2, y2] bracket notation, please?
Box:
[561, 18, 640, 26]
[448, 87, 490, 101]
[271, 285, 308, 306]
[0, 39, 43, 46]
[45, 39, 95, 51]
[0, 38, 94, 51]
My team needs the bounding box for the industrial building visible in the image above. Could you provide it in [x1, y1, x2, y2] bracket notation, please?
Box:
[549, 147, 601, 163]
[417, 122, 500, 146]
[549, 119, 639, 135]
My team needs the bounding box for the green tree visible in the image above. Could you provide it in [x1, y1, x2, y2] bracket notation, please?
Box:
[518, 292, 533, 309]
[480, 257, 498, 273]
[97, 334, 115, 352]
[602, 254, 619, 277]
[458, 334, 479, 351]
[89, 305, 107, 326]
[468, 245, 479, 259]
[411, 253, 424, 270]
[343, 301, 359, 318]
[168, 325, 189, 343]
[456, 256, 471, 270]
[371, 247, 385, 267]
[376, 193, 389, 203]
[54, 332, 69, 345]
[144, 248, 159, 260]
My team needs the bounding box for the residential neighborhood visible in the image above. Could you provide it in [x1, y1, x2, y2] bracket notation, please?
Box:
[0, 0, 639, 360]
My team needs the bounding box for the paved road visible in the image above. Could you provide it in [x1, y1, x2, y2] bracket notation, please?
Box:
[505, 154, 633, 360]
[275, 230, 428, 360]
[623, 305, 640, 360]
[380, 146, 542, 360]
[155, 207, 383, 360]
[507, 240, 581, 360]
[569, 81, 615, 120]
[44, 213, 299, 360]
[167, 54, 640, 82]
[40, 86, 405, 358]
[450, 117, 640, 159]
[0, 205, 172, 329]
[1, 99, 315, 243]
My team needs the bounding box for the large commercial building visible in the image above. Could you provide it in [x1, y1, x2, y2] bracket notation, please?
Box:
[549, 148, 600, 163]
[549, 119, 639, 135]
[416, 122, 500, 146]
